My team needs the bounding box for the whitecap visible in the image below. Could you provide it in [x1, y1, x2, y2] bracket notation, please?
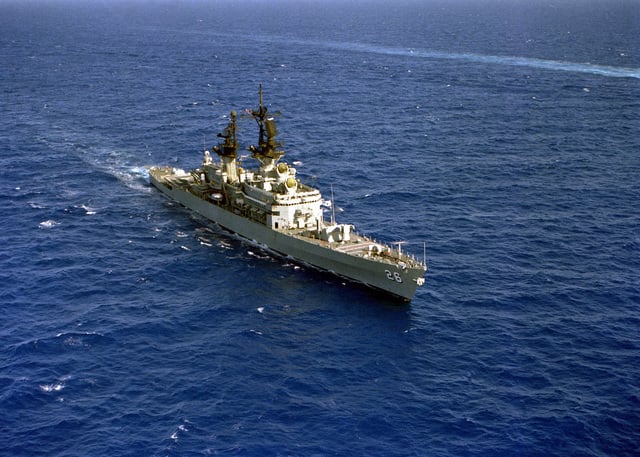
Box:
[130, 166, 149, 179]
[40, 382, 65, 393]
[170, 420, 190, 442]
[257, 307, 265, 313]
[80, 204, 96, 215]
[39, 220, 59, 229]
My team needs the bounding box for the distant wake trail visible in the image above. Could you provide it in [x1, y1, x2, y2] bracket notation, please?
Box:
[289, 38, 640, 80]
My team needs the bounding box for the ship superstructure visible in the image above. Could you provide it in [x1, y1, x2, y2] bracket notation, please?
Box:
[149, 87, 426, 301]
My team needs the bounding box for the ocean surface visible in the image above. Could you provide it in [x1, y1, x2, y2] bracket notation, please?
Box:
[1, 0, 639, 455]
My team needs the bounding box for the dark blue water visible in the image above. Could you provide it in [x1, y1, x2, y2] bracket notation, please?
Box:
[2, 1, 639, 455]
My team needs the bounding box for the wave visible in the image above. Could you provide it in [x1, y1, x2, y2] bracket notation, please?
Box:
[261, 35, 640, 80]
[39, 382, 65, 393]
[39, 132, 151, 192]
[38, 219, 60, 229]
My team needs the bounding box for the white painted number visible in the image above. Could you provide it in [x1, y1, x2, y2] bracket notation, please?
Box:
[385, 270, 403, 283]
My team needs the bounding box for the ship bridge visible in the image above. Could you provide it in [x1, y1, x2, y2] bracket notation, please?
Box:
[268, 186, 323, 230]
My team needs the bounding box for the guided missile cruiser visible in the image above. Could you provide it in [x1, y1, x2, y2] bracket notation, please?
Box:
[149, 87, 427, 301]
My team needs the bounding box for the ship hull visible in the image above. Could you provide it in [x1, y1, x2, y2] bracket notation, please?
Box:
[150, 172, 424, 301]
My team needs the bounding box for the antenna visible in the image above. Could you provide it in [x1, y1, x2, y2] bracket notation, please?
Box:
[423, 241, 427, 268]
[330, 184, 336, 225]
[393, 241, 407, 257]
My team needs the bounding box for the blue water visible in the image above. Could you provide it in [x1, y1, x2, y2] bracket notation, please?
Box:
[2, 1, 639, 455]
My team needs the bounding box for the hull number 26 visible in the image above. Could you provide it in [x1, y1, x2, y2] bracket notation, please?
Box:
[385, 270, 403, 283]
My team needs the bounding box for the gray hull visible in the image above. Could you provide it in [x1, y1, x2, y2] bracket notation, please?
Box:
[150, 173, 424, 301]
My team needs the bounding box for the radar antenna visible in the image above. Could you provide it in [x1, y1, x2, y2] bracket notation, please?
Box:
[246, 84, 284, 162]
[212, 111, 239, 158]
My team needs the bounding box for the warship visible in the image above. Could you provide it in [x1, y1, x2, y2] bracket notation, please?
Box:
[149, 87, 426, 301]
